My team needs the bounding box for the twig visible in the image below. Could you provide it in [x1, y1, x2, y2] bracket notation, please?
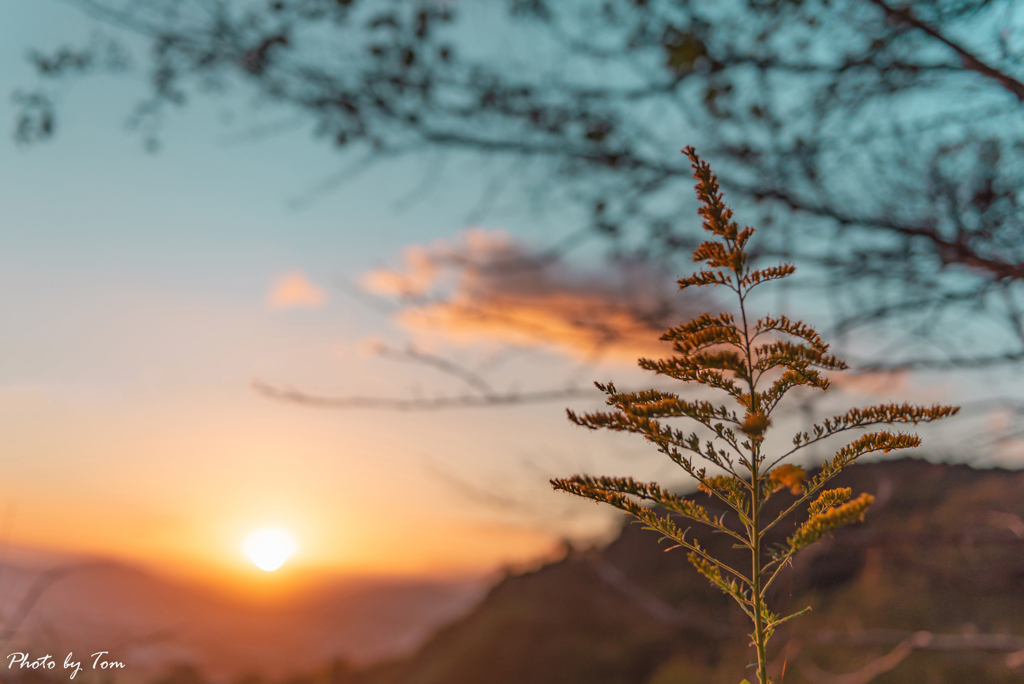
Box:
[586, 557, 733, 638]
[253, 380, 597, 410]
[804, 629, 1024, 684]
[801, 631, 928, 684]
[372, 344, 495, 396]
[868, 0, 1024, 101]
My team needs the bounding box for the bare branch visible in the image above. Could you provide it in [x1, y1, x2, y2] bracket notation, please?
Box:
[23, 0, 1024, 374]
[804, 629, 1024, 684]
[868, 0, 1024, 101]
[586, 556, 732, 638]
[748, 185, 1024, 282]
[252, 380, 597, 411]
[371, 343, 495, 396]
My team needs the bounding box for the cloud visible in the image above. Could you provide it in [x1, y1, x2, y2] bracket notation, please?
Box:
[986, 408, 1012, 435]
[268, 272, 327, 309]
[362, 229, 711, 362]
[827, 370, 910, 396]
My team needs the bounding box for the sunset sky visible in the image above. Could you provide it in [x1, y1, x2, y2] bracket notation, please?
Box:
[0, 1, 1004, 594]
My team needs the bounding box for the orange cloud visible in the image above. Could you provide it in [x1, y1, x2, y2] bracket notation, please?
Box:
[362, 229, 711, 362]
[362, 244, 439, 298]
[268, 272, 327, 309]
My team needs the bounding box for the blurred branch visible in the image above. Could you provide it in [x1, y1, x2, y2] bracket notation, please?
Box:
[21, 0, 1024, 375]
[803, 629, 1024, 684]
[586, 557, 732, 638]
[749, 185, 1024, 282]
[0, 566, 73, 648]
[371, 343, 495, 396]
[801, 631, 925, 684]
[253, 379, 596, 411]
[868, 0, 1024, 101]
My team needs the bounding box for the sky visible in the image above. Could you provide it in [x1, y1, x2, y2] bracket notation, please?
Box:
[0, 0, 664, 592]
[0, 0, 1011, 596]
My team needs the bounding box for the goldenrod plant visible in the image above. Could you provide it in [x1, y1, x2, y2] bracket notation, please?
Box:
[552, 148, 959, 684]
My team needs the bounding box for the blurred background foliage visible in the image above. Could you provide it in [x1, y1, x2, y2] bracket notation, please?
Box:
[18, 0, 1024, 375]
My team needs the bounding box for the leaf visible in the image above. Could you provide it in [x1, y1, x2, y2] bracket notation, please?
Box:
[787, 492, 875, 551]
[796, 404, 961, 447]
[768, 463, 805, 494]
[664, 32, 706, 74]
[553, 474, 713, 525]
[808, 487, 852, 516]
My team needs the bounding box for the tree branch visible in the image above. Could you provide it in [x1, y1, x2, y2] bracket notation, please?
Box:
[252, 380, 597, 411]
[804, 629, 1024, 684]
[868, 0, 1024, 101]
[751, 186, 1024, 281]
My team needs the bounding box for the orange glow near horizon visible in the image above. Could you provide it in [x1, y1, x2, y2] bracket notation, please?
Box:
[0, 471, 571, 602]
[0, 332, 615, 600]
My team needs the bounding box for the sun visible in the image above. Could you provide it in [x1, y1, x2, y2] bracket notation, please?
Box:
[243, 526, 298, 572]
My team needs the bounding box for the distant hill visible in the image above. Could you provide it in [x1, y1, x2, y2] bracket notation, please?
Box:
[0, 560, 489, 682]
[354, 458, 1024, 684]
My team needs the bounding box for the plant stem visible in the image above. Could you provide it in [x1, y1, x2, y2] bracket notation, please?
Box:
[751, 475, 768, 684]
[737, 270, 769, 684]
